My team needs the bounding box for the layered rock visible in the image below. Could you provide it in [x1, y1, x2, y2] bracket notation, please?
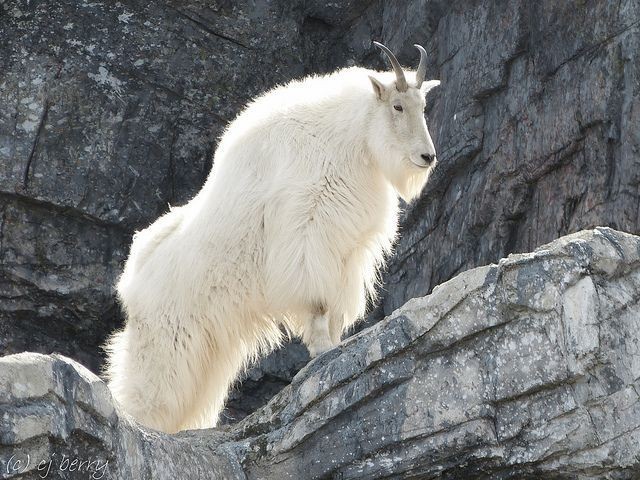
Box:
[2, 228, 639, 479]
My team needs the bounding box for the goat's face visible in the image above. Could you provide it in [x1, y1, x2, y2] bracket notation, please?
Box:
[366, 43, 440, 199]
[370, 77, 440, 170]
[367, 75, 440, 184]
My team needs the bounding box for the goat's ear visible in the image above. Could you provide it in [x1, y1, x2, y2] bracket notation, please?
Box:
[420, 79, 441, 96]
[368, 75, 387, 100]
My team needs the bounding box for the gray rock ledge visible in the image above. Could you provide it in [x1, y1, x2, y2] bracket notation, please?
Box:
[2, 227, 640, 479]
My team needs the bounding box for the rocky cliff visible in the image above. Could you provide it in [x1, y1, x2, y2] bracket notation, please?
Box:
[2, 228, 640, 479]
[1, 0, 639, 423]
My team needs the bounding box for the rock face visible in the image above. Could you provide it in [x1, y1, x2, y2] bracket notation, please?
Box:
[1, 0, 639, 421]
[0, 0, 312, 374]
[377, 0, 640, 319]
[2, 228, 640, 479]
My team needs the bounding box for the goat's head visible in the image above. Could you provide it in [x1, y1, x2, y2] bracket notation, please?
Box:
[367, 42, 440, 201]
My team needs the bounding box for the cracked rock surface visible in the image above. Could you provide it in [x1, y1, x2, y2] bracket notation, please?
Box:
[2, 228, 640, 479]
[1, 0, 640, 422]
[376, 0, 640, 321]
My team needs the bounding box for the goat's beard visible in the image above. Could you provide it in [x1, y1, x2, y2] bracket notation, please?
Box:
[393, 163, 434, 203]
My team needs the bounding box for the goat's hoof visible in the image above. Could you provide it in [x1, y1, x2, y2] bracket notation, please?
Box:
[307, 339, 334, 358]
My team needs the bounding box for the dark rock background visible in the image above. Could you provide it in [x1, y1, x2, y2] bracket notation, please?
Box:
[1, 0, 639, 422]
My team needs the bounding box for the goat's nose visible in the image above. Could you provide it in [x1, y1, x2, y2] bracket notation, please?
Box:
[421, 153, 436, 164]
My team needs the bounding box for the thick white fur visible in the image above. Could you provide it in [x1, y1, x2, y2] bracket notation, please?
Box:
[104, 66, 440, 433]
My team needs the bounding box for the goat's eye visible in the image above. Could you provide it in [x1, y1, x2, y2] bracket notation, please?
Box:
[393, 105, 403, 112]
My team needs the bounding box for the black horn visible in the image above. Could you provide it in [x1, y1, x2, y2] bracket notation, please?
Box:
[373, 41, 408, 92]
[414, 44, 427, 87]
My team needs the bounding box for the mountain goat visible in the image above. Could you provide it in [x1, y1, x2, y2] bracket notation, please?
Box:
[105, 42, 441, 433]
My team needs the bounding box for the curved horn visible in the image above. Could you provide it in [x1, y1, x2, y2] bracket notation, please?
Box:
[373, 41, 408, 92]
[414, 44, 427, 87]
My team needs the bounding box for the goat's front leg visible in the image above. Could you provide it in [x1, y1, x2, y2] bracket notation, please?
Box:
[302, 308, 336, 358]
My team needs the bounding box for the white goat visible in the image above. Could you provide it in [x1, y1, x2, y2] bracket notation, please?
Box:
[105, 42, 441, 433]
